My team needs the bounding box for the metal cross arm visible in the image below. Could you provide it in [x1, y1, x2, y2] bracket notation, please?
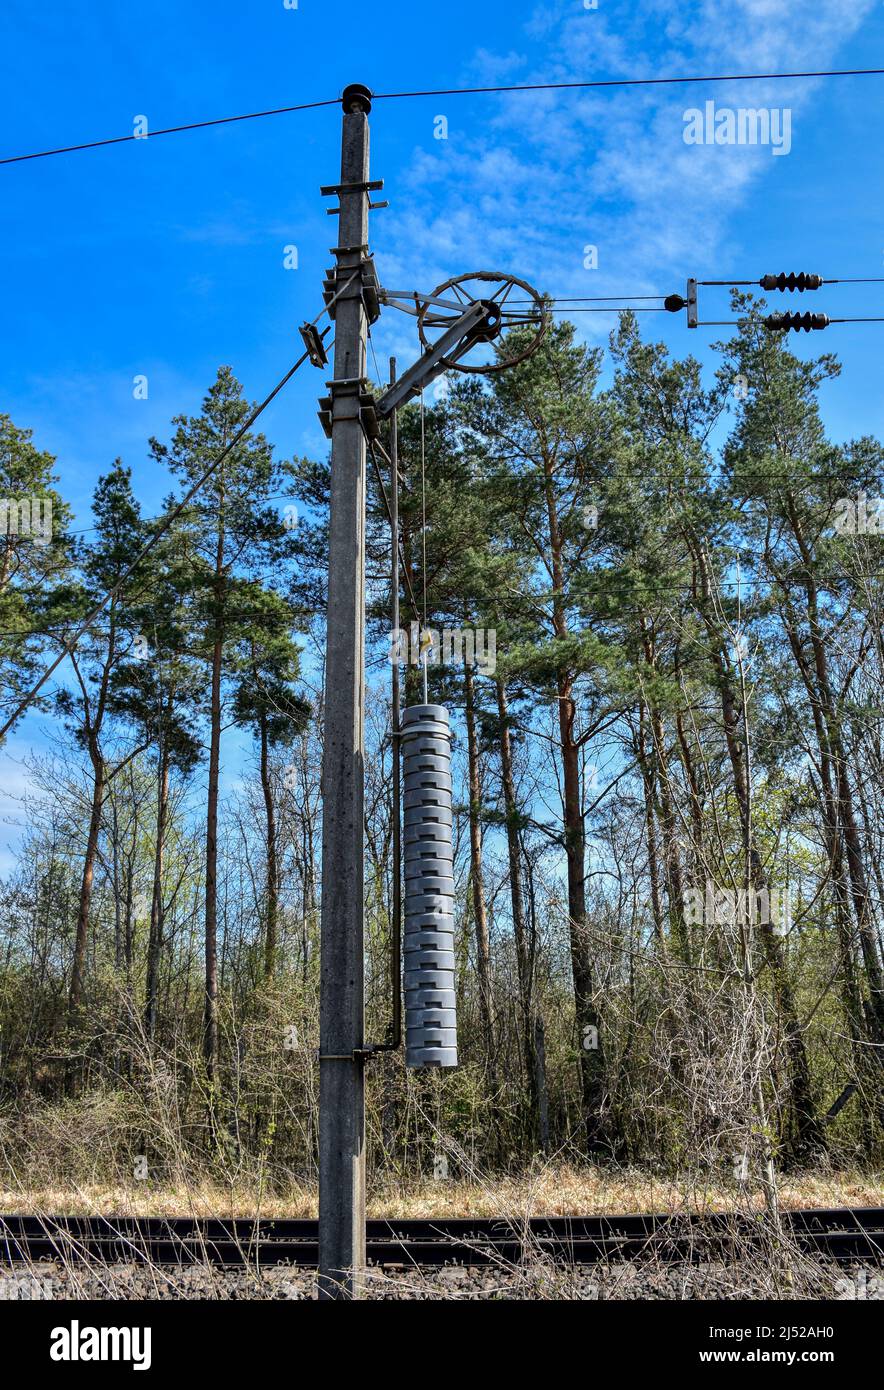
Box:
[375, 299, 498, 417]
[378, 287, 486, 318]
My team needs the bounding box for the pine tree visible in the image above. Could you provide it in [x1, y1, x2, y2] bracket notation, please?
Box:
[149, 366, 302, 1086]
[0, 415, 72, 737]
[56, 462, 152, 1018]
[720, 294, 884, 1133]
[106, 534, 203, 1040]
[231, 589, 311, 979]
[455, 320, 623, 1155]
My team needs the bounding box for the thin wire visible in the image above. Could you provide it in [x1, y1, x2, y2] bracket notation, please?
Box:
[373, 68, 884, 101]
[1, 490, 313, 540]
[510, 295, 667, 303]
[367, 328, 384, 392]
[5, 68, 884, 166]
[0, 97, 340, 166]
[6, 456, 880, 611]
[550, 306, 668, 314]
[420, 389, 429, 705]
[6, 559, 884, 651]
[367, 442, 422, 620]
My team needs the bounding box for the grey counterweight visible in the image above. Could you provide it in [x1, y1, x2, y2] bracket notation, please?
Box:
[401, 704, 458, 1067]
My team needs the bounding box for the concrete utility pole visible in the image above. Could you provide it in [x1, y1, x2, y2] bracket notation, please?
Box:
[318, 81, 374, 1300]
[314, 93, 546, 1296]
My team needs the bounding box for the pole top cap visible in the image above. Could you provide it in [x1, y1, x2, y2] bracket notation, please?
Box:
[342, 83, 373, 114]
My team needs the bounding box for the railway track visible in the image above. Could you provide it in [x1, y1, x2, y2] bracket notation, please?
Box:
[1, 1208, 883, 1268]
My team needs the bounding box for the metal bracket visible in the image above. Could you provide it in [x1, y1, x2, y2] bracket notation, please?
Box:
[327, 202, 388, 215]
[317, 1047, 385, 1064]
[379, 287, 485, 319]
[299, 322, 330, 368]
[320, 179, 384, 196]
[318, 376, 380, 441]
[375, 300, 495, 417]
[664, 279, 699, 326]
[322, 254, 380, 324]
[687, 277, 698, 328]
[321, 178, 388, 215]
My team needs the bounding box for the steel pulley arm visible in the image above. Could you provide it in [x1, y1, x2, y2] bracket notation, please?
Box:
[375, 271, 548, 416]
[375, 299, 495, 417]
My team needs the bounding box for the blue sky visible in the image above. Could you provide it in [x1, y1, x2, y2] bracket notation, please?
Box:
[1, 0, 883, 867]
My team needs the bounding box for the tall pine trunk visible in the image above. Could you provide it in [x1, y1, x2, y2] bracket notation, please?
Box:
[260, 710, 279, 979]
[637, 699, 665, 945]
[145, 746, 169, 1042]
[558, 685, 607, 1152]
[495, 676, 547, 1148]
[782, 507, 884, 1044]
[696, 549, 822, 1157]
[69, 746, 104, 1015]
[204, 631, 222, 1085]
[544, 463, 607, 1154]
[464, 659, 495, 1062]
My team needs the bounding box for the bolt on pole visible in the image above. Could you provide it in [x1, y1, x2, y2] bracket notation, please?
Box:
[317, 81, 373, 1300]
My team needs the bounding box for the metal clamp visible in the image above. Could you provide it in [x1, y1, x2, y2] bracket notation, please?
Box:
[322, 254, 381, 324]
[317, 376, 379, 441]
[317, 1047, 384, 1064]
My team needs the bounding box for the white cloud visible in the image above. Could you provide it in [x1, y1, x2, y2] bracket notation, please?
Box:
[370, 0, 877, 361]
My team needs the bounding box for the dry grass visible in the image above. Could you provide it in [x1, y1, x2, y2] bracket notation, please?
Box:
[0, 1163, 880, 1220]
[5, 1255, 860, 1300]
[2, 1160, 879, 1301]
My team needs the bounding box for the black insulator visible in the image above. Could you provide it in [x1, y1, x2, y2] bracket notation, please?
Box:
[765, 311, 830, 332]
[664, 294, 686, 312]
[759, 272, 823, 293]
[341, 83, 373, 114]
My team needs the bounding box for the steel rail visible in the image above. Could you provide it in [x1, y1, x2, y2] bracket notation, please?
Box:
[1, 1209, 882, 1268]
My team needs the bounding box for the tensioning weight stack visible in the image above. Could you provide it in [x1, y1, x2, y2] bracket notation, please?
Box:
[401, 704, 458, 1067]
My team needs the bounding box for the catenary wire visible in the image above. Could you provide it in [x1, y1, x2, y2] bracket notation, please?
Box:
[4, 68, 883, 166]
[372, 68, 884, 102]
[0, 97, 340, 166]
